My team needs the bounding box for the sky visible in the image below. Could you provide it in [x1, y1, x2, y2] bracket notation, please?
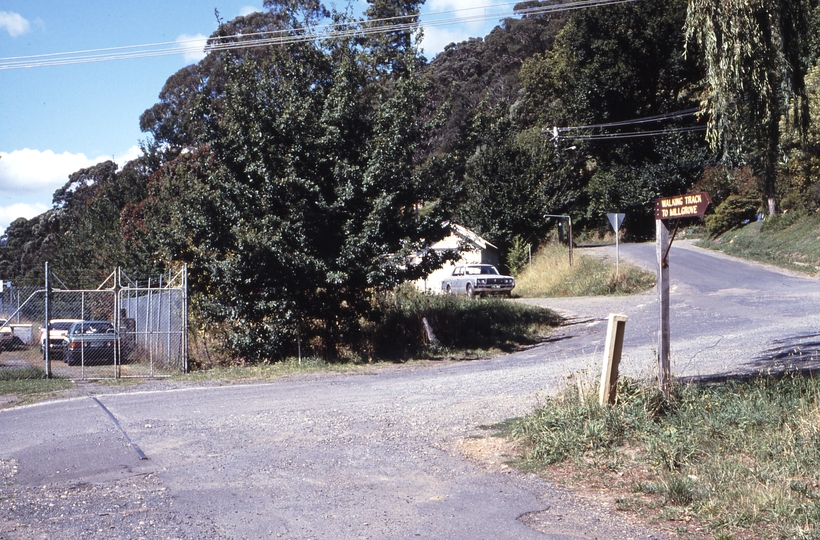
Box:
[0, 1, 506, 235]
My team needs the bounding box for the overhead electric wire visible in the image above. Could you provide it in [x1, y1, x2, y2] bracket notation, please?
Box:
[556, 108, 700, 132]
[544, 108, 706, 142]
[560, 125, 706, 141]
[0, 0, 641, 70]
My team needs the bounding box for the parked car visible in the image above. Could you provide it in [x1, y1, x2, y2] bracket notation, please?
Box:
[40, 319, 83, 359]
[0, 319, 12, 350]
[63, 321, 118, 366]
[440, 264, 515, 298]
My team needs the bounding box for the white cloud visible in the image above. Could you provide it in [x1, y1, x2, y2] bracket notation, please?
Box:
[239, 6, 262, 17]
[0, 11, 30, 37]
[176, 33, 208, 63]
[116, 146, 142, 165]
[0, 147, 142, 192]
[0, 149, 102, 194]
[0, 146, 142, 233]
[420, 0, 500, 56]
[426, 0, 493, 29]
[0, 202, 48, 232]
[419, 25, 476, 56]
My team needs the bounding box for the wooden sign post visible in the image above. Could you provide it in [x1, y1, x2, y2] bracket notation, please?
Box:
[655, 220, 671, 397]
[653, 192, 711, 398]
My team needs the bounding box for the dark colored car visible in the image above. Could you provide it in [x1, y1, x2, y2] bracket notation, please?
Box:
[64, 321, 118, 366]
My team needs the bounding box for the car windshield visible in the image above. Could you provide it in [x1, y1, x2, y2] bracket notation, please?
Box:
[74, 322, 114, 335]
[466, 266, 499, 275]
[50, 322, 74, 331]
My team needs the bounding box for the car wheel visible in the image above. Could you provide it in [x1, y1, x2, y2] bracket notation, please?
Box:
[466, 283, 474, 299]
[445, 284, 452, 294]
[66, 350, 78, 366]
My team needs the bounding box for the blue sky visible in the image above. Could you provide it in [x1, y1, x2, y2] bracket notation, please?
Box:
[0, 1, 503, 234]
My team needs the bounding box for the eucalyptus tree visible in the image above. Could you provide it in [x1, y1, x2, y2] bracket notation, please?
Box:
[685, 0, 811, 215]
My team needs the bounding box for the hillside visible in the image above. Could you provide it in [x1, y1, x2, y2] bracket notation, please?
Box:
[699, 213, 820, 275]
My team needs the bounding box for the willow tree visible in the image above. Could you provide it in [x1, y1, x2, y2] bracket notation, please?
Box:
[685, 0, 810, 215]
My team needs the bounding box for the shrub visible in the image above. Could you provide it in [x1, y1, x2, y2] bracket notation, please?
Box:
[368, 285, 561, 360]
[705, 195, 760, 236]
[506, 236, 532, 276]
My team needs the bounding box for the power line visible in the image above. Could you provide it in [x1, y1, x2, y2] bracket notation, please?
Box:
[543, 109, 705, 143]
[0, 0, 641, 70]
[556, 108, 700, 131]
[561, 125, 706, 141]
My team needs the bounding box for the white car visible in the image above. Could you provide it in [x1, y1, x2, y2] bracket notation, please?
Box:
[441, 264, 515, 298]
[40, 319, 83, 359]
[0, 319, 12, 350]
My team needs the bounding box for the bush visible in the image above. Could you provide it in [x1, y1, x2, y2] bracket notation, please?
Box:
[705, 195, 760, 236]
[368, 285, 561, 360]
[506, 235, 531, 276]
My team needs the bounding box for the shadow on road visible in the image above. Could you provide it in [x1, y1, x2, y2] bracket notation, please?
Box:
[680, 333, 820, 385]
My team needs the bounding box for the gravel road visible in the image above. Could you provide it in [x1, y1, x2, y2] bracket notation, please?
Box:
[4, 241, 815, 539]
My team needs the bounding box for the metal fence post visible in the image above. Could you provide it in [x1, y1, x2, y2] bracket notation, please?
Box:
[44, 262, 51, 378]
[183, 264, 189, 373]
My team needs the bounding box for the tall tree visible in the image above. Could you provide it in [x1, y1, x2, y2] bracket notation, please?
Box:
[139, 13, 448, 361]
[685, 0, 810, 215]
[519, 0, 709, 235]
[363, 0, 422, 73]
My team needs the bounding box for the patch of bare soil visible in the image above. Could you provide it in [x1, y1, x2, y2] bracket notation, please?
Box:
[457, 433, 522, 473]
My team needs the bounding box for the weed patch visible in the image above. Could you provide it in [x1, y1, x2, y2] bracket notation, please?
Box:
[514, 374, 820, 538]
[179, 357, 362, 382]
[514, 243, 656, 297]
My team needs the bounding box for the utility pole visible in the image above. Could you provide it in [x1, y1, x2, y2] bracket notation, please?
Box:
[545, 214, 573, 266]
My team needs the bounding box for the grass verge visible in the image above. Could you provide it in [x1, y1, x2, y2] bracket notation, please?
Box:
[0, 367, 74, 405]
[513, 373, 820, 539]
[178, 357, 367, 383]
[514, 243, 656, 297]
[698, 212, 820, 274]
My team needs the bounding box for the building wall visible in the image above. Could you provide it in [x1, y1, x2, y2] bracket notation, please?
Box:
[414, 239, 500, 294]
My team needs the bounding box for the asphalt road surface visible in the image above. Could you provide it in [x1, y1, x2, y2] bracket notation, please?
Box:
[2, 241, 818, 539]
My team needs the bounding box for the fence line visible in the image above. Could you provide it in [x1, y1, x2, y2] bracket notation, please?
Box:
[0, 265, 188, 379]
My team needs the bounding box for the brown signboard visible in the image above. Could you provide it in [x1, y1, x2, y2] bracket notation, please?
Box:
[654, 191, 712, 220]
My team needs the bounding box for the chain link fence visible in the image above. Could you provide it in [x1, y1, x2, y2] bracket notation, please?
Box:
[0, 266, 188, 380]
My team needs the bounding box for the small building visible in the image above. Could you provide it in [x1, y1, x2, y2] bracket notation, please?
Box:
[415, 223, 499, 293]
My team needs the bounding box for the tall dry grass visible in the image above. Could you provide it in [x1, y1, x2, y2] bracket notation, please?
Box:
[514, 243, 655, 297]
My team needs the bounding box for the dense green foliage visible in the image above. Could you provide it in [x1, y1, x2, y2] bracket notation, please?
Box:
[3, 0, 820, 360]
[515, 374, 820, 538]
[685, 0, 811, 216]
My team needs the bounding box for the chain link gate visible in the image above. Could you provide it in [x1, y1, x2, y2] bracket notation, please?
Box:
[0, 265, 188, 380]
